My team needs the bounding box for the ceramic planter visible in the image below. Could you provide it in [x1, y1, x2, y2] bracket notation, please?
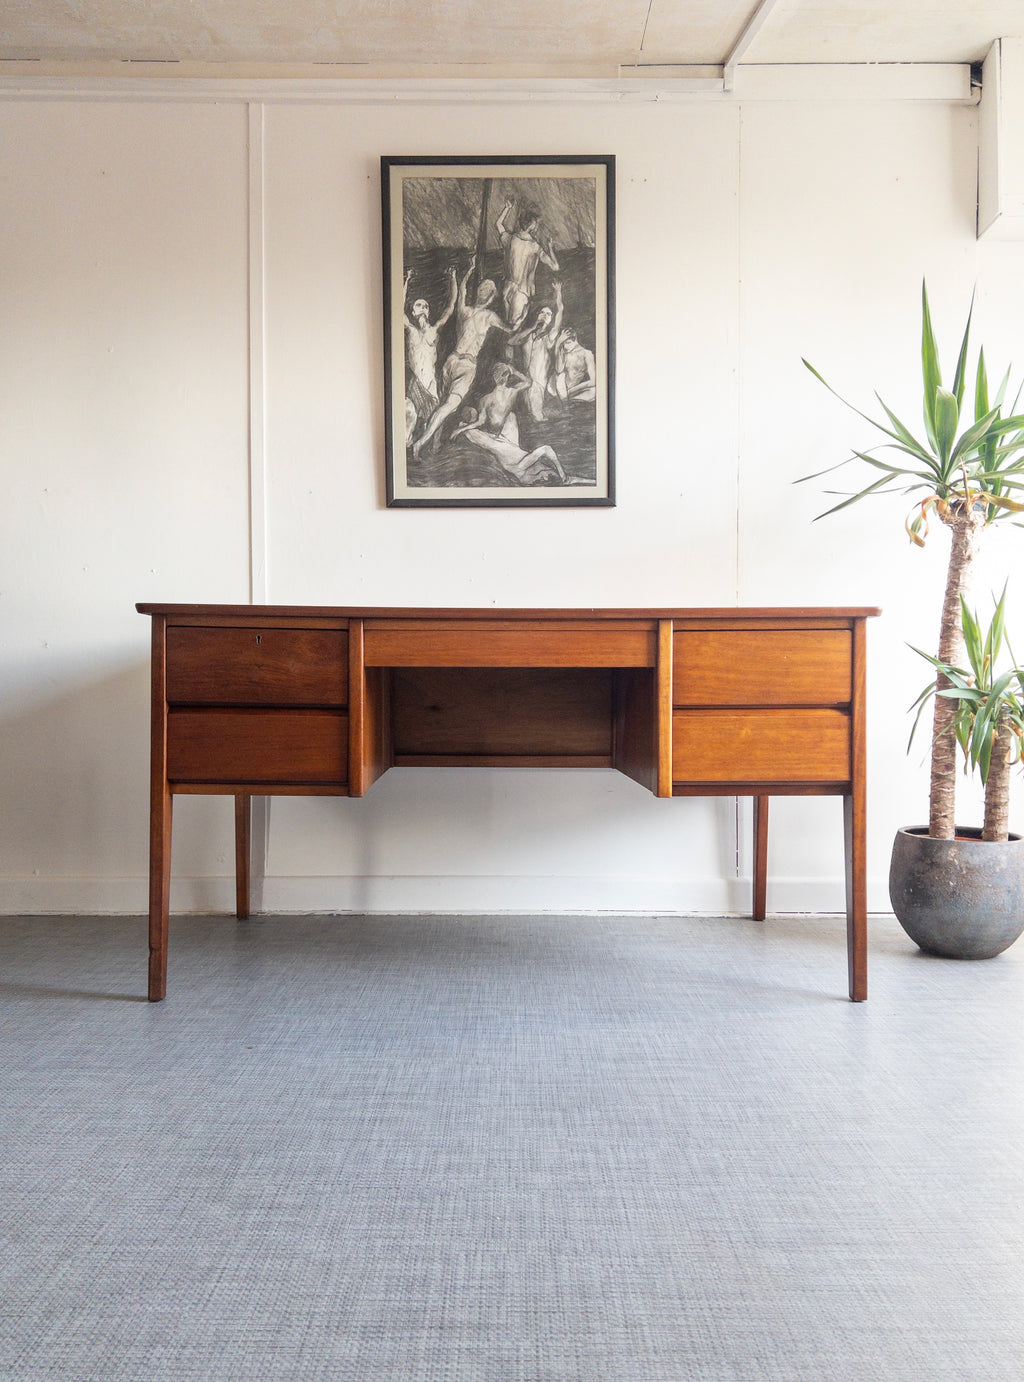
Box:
[889, 825, 1024, 959]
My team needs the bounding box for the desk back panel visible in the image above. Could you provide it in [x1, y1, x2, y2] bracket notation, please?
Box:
[391, 667, 615, 764]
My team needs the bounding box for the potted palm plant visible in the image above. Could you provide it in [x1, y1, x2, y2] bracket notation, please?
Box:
[802, 283, 1024, 952]
[892, 589, 1024, 957]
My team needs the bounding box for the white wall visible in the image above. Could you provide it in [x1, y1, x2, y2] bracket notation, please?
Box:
[0, 99, 251, 911]
[1, 78, 1019, 917]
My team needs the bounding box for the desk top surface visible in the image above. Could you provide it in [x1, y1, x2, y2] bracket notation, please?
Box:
[138, 603, 881, 620]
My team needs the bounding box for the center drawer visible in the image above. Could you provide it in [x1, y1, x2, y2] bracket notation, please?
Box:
[166, 626, 348, 706]
[363, 619, 656, 668]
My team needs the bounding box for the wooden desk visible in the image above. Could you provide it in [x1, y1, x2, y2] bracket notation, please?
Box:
[138, 604, 879, 1002]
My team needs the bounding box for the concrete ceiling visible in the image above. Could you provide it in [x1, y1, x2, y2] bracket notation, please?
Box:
[1, 0, 1022, 70]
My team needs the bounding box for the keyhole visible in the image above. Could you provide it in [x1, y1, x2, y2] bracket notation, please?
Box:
[255, 635, 262, 645]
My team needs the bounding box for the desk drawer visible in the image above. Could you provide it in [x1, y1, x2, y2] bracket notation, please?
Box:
[672, 709, 850, 784]
[167, 709, 348, 785]
[166, 627, 348, 706]
[673, 629, 852, 706]
[364, 619, 656, 668]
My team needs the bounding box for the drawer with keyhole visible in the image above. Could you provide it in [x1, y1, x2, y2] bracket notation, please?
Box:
[165, 626, 348, 706]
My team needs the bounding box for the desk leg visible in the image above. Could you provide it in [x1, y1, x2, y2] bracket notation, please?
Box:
[148, 786, 172, 1002]
[752, 796, 769, 921]
[844, 793, 868, 1002]
[235, 794, 251, 920]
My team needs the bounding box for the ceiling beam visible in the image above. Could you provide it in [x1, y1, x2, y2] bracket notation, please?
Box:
[0, 62, 975, 104]
[723, 0, 784, 91]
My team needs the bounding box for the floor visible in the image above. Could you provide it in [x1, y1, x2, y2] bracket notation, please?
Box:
[3, 910, 1023, 1381]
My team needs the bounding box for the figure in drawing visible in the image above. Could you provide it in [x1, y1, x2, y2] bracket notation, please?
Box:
[412, 256, 512, 457]
[553, 326, 596, 403]
[495, 197, 560, 330]
[509, 280, 563, 421]
[403, 265, 457, 427]
[451, 408, 565, 485]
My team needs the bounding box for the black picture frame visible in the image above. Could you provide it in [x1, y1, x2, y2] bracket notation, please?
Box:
[382, 155, 615, 507]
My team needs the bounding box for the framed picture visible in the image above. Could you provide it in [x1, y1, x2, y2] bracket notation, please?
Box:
[382, 155, 615, 507]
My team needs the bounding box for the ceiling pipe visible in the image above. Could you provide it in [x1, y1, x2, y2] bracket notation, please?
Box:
[722, 0, 784, 91]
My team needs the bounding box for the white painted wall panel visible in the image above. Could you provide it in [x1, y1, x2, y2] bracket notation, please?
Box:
[259, 100, 743, 907]
[260, 101, 741, 609]
[0, 101, 251, 901]
[736, 100, 986, 897]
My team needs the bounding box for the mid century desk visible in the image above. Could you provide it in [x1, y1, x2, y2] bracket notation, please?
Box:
[138, 604, 879, 1002]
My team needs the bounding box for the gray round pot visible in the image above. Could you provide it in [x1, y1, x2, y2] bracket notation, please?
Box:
[889, 826, 1024, 959]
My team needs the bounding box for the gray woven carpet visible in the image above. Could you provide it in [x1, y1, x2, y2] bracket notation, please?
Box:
[3, 911, 1024, 1381]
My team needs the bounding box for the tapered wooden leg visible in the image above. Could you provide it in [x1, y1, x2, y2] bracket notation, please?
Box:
[148, 786, 172, 1002]
[235, 793, 251, 920]
[844, 792, 868, 1001]
[752, 795, 769, 921]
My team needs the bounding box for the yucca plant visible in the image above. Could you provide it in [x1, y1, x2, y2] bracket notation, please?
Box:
[910, 588, 1024, 842]
[802, 282, 1024, 839]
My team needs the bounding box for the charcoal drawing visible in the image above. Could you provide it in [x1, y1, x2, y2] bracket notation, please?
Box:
[383, 156, 615, 508]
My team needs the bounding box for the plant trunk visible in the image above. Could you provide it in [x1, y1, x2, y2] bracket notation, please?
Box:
[929, 506, 986, 839]
[982, 706, 1013, 842]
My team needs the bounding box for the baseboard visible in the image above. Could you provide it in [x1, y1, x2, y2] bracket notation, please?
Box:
[0, 873, 893, 915]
